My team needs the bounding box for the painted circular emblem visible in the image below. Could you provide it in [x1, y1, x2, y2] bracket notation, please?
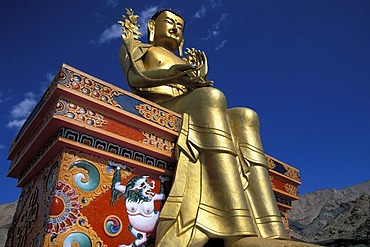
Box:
[46, 181, 80, 234]
[69, 160, 100, 193]
[103, 215, 123, 237]
[63, 232, 92, 247]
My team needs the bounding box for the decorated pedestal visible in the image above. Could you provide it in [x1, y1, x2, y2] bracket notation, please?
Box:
[6, 64, 179, 247]
[6, 64, 301, 246]
[266, 154, 301, 232]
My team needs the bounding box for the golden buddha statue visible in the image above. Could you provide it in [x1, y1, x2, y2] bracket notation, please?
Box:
[118, 8, 319, 247]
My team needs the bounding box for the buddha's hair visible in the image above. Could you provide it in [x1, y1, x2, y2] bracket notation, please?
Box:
[150, 8, 185, 31]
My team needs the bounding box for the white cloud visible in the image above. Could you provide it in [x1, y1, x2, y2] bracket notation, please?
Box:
[202, 13, 228, 40]
[215, 13, 228, 30]
[208, 0, 222, 8]
[7, 92, 37, 128]
[104, 0, 119, 8]
[98, 24, 122, 44]
[46, 72, 54, 82]
[0, 91, 13, 104]
[215, 39, 228, 51]
[202, 30, 220, 41]
[7, 119, 26, 128]
[193, 5, 207, 19]
[10, 92, 37, 118]
[0, 145, 5, 150]
[93, 11, 103, 23]
[40, 72, 55, 93]
[138, 6, 159, 37]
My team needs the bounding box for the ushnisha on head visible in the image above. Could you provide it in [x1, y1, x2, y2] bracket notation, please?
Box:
[147, 9, 185, 56]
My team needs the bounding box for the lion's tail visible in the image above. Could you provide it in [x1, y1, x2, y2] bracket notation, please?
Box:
[110, 168, 123, 205]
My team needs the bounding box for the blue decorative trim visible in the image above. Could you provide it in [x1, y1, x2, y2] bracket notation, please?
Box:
[17, 127, 175, 183]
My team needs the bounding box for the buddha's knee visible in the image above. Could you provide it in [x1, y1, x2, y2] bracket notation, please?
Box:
[191, 87, 227, 108]
[227, 107, 260, 129]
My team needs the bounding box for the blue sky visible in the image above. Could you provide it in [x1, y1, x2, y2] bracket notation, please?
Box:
[1, 0, 369, 203]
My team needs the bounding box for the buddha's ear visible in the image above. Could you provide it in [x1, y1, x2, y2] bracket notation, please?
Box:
[148, 20, 155, 43]
[179, 38, 184, 57]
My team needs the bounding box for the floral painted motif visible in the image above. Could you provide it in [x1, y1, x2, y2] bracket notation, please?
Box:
[141, 131, 175, 154]
[135, 104, 181, 132]
[61, 149, 114, 208]
[45, 215, 106, 247]
[46, 181, 80, 234]
[57, 68, 118, 108]
[283, 166, 301, 181]
[55, 99, 108, 127]
[284, 183, 299, 197]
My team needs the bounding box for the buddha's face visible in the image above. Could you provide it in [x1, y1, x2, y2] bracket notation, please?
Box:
[149, 11, 184, 51]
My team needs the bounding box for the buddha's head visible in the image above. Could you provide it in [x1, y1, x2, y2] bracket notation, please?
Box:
[148, 9, 185, 53]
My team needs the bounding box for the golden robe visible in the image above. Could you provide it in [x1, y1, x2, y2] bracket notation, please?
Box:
[119, 42, 289, 246]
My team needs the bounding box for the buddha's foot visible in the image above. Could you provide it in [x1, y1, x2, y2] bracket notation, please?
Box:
[230, 237, 321, 247]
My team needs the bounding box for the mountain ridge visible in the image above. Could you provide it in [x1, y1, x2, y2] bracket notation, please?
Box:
[288, 180, 370, 245]
[0, 201, 17, 247]
[1, 181, 369, 246]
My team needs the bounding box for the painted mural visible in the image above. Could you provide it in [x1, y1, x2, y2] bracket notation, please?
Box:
[6, 148, 171, 247]
[110, 161, 170, 247]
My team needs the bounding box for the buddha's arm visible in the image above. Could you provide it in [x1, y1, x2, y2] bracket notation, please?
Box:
[119, 44, 197, 89]
[120, 44, 212, 90]
[129, 59, 197, 88]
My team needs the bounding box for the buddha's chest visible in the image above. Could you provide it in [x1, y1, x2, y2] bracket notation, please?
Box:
[144, 47, 185, 70]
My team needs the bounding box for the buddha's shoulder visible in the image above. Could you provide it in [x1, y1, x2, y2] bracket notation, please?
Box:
[127, 42, 151, 53]
[120, 41, 152, 61]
